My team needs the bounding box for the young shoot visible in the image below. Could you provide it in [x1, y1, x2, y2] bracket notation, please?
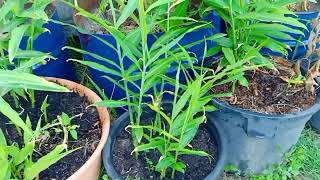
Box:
[57, 112, 81, 141]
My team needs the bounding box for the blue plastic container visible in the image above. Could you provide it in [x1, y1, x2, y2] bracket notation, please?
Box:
[20, 13, 76, 80]
[257, 11, 319, 60]
[285, 11, 319, 41]
[79, 11, 221, 103]
[260, 40, 308, 61]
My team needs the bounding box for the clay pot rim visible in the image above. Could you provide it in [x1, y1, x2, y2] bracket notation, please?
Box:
[44, 77, 110, 180]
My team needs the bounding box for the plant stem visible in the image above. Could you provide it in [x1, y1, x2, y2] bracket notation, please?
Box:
[229, 1, 237, 57]
[135, 0, 148, 144]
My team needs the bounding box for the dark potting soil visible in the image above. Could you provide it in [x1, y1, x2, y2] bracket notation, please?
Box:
[112, 125, 218, 180]
[212, 59, 316, 114]
[0, 91, 101, 180]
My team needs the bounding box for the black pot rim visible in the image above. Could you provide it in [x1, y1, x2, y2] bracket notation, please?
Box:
[212, 92, 320, 118]
[102, 110, 228, 180]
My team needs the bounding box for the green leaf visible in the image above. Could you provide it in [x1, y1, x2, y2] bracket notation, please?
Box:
[116, 0, 138, 27]
[95, 100, 136, 108]
[172, 76, 202, 120]
[155, 156, 176, 172]
[146, 0, 173, 13]
[238, 75, 249, 88]
[70, 130, 78, 140]
[8, 24, 29, 62]
[222, 47, 236, 64]
[0, 145, 8, 160]
[24, 145, 79, 180]
[0, 129, 6, 146]
[204, 0, 229, 8]
[0, 158, 10, 180]
[236, 13, 306, 30]
[61, 112, 71, 126]
[171, 161, 186, 174]
[246, 23, 303, 36]
[0, 70, 70, 94]
[205, 105, 218, 112]
[19, 9, 49, 21]
[13, 142, 34, 165]
[180, 126, 199, 148]
[54, 128, 63, 133]
[24, 116, 33, 144]
[6, 145, 19, 158]
[0, 97, 33, 137]
[0, 0, 15, 21]
[132, 139, 164, 153]
[176, 148, 210, 157]
[133, 128, 144, 144]
[147, 104, 172, 125]
[70, 59, 122, 77]
[224, 164, 240, 172]
[64, 46, 120, 69]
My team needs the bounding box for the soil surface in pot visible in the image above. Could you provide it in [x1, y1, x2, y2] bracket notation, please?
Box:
[212, 58, 317, 114]
[112, 124, 218, 180]
[288, 1, 320, 11]
[0, 91, 101, 180]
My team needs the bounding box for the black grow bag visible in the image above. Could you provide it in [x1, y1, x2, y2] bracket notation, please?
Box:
[103, 108, 228, 180]
[208, 94, 320, 173]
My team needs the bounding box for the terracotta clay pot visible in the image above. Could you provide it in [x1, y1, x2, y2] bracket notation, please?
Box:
[45, 77, 110, 180]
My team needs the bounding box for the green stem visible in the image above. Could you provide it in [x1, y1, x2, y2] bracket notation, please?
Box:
[229, 1, 237, 57]
[135, 0, 148, 143]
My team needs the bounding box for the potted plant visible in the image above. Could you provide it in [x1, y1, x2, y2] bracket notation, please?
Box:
[0, 0, 76, 80]
[0, 21, 110, 178]
[0, 72, 110, 180]
[204, 0, 320, 174]
[66, 0, 223, 104]
[0, 70, 71, 180]
[64, 0, 266, 179]
[102, 74, 231, 180]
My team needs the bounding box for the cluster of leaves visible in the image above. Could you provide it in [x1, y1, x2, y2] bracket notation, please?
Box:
[56, 112, 80, 141]
[64, 0, 222, 145]
[0, 0, 58, 103]
[94, 0, 208, 32]
[64, 0, 271, 178]
[130, 54, 263, 178]
[0, 0, 78, 179]
[0, 0, 53, 65]
[204, 0, 306, 88]
[0, 101, 78, 180]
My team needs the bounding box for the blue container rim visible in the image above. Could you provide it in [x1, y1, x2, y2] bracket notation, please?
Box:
[294, 11, 320, 15]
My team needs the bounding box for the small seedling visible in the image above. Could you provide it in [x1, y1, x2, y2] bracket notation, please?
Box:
[56, 112, 81, 141]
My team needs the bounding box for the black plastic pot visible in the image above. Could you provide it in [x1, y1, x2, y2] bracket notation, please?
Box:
[207, 95, 320, 173]
[103, 109, 228, 180]
[309, 111, 320, 133]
